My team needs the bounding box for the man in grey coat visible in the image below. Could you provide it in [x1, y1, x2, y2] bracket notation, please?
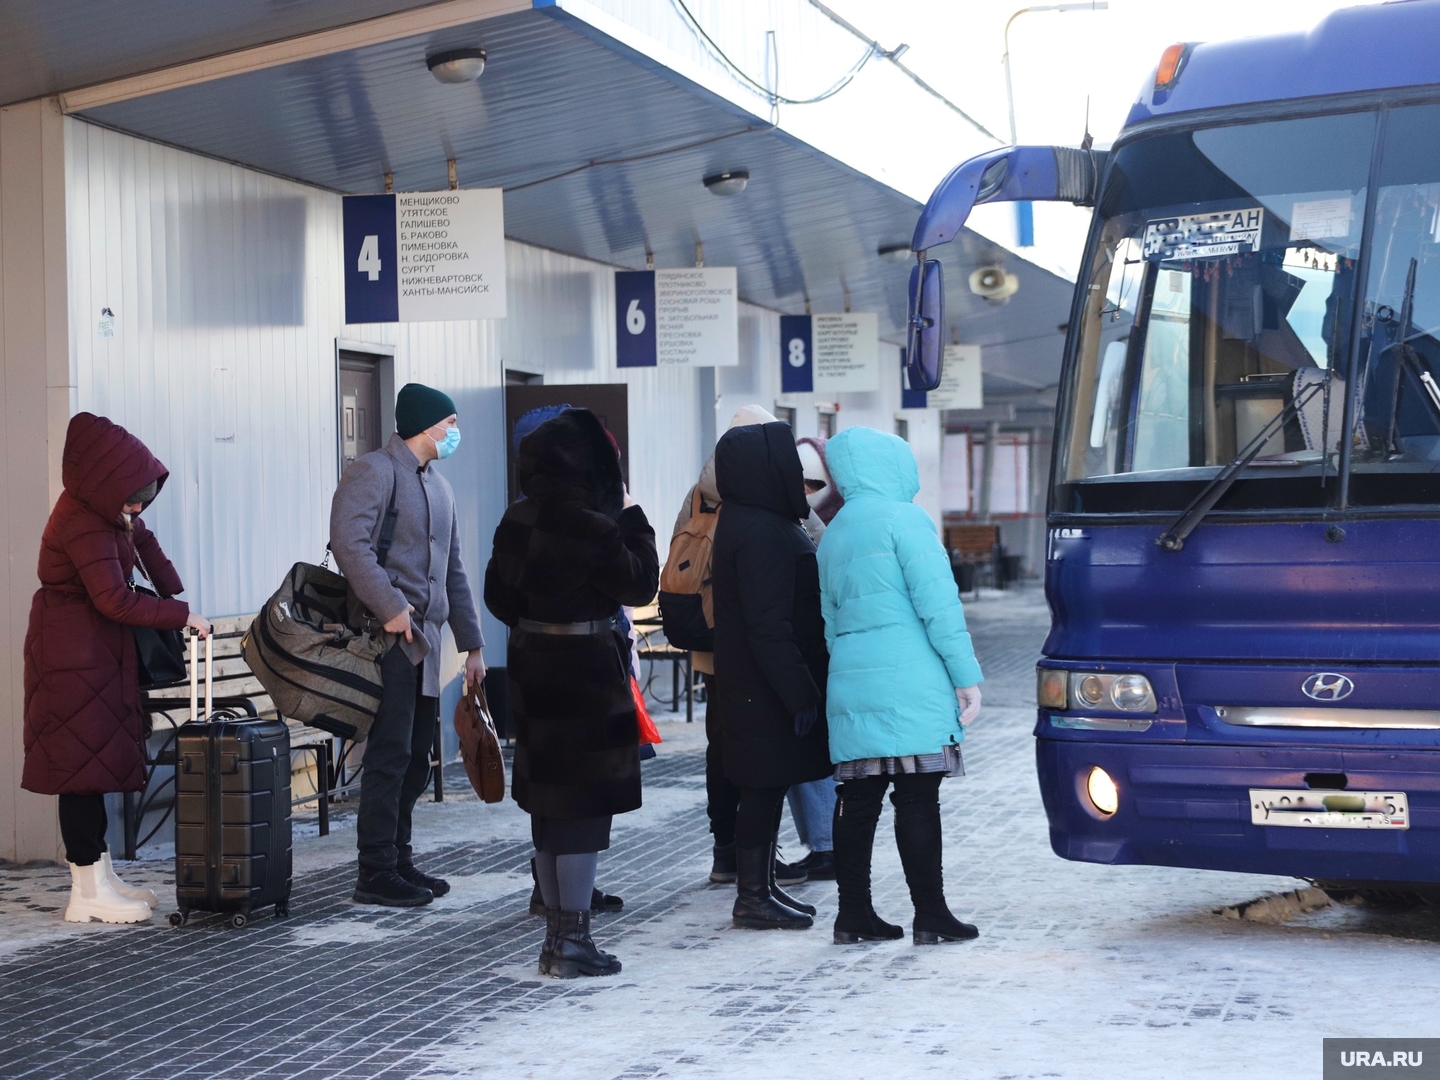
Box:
[330, 382, 486, 906]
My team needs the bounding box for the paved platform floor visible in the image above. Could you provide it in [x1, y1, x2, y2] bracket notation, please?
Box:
[2, 587, 1439, 1079]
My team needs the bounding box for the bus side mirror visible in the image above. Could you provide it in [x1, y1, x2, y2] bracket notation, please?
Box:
[911, 145, 1107, 251]
[906, 259, 944, 392]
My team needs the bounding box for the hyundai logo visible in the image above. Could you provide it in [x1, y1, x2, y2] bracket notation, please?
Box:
[1302, 672, 1354, 702]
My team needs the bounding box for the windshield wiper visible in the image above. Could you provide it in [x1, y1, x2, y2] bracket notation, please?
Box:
[1157, 378, 1326, 552]
[1384, 258, 1440, 450]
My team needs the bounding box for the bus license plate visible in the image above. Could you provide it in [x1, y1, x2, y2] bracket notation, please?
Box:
[1249, 789, 1408, 829]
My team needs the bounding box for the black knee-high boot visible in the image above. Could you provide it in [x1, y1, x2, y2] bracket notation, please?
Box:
[733, 845, 813, 930]
[832, 779, 902, 943]
[768, 799, 815, 916]
[891, 777, 978, 944]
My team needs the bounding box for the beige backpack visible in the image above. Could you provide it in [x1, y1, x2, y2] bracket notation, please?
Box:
[658, 487, 719, 651]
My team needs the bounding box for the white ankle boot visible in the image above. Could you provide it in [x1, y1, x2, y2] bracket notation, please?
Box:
[64, 862, 153, 924]
[101, 852, 160, 908]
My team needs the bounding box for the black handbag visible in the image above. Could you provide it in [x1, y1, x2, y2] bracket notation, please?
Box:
[130, 549, 187, 688]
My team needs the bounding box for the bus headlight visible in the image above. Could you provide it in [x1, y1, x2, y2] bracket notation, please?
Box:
[1037, 667, 1068, 709]
[1065, 672, 1158, 713]
[1076, 674, 1107, 707]
[1110, 674, 1157, 712]
[1086, 766, 1119, 816]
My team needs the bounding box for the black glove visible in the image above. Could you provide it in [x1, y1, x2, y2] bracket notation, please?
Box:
[794, 706, 818, 738]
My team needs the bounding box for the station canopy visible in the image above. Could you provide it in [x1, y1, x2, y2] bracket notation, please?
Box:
[0, 0, 1074, 399]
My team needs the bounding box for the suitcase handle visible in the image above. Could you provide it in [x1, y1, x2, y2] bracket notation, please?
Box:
[187, 628, 213, 724]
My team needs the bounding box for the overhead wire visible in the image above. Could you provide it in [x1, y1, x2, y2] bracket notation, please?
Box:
[669, 0, 877, 106]
[667, 0, 1003, 143]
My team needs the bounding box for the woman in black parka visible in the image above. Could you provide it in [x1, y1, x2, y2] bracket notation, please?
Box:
[485, 409, 659, 978]
[712, 421, 831, 930]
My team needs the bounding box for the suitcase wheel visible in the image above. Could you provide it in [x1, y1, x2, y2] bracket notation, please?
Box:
[168, 910, 187, 928]
[275, 901, 290, 918]
[229, 912, 248, 929]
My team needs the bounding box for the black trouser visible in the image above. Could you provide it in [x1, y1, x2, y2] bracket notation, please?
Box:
[58, 793, 108, 867]
[356, 646, 438, 871]
[702, 674, 739, 847]
[834, 773, 947, 917]
[734, 785, 788, 849]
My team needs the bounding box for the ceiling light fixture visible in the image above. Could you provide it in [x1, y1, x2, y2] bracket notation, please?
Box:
[426, 48, 486, 84]
[703, 170, 749, 197]
[877, 243, 912, 264]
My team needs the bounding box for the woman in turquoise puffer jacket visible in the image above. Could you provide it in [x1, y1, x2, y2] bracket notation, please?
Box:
[818, 426, 983, 946]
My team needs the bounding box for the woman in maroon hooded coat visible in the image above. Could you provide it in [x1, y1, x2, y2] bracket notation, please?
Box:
[23, 413, 211, 924]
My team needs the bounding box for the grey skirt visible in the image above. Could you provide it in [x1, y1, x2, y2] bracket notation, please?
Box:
[834, 743, 965, 781]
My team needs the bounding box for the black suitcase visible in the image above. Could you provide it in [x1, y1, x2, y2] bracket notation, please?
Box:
[171, 630, 293, 928]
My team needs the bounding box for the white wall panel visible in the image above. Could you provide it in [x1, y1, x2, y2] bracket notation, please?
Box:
[69, 122, 344, 620]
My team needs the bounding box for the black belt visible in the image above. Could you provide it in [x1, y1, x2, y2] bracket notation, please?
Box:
[516, 617, 617, 636]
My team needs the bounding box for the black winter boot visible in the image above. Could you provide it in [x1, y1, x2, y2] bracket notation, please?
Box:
[768, 840, 816, 916]
[732, 846, 812, 930]
[354, 867, 433, 907]
[709, 842, 738, 884]
[541, 909, 622, 978]
[397, 846, 449, 897]
[396, 854, 450, 898]
[892, 784, 978, 944]
[538, 907, 561, 974]
[591, 887, 623, 913]
[832, 782, 902, 944]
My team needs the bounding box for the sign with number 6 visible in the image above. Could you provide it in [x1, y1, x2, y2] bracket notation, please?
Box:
[614, 268, 737, 367]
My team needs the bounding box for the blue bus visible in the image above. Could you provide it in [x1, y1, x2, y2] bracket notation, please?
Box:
[906, 1, 1440, 900]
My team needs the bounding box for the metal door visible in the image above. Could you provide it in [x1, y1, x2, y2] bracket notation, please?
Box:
[339, 358, 381, 472]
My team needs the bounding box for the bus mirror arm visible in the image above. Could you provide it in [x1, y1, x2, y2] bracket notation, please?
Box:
[912, 145, 1107, 251]
[1157, 380, 1328, 552]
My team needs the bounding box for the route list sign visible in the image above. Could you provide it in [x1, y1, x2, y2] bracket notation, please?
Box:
[779, 313, 879, 393]
[616, 268, 738, 367]
[342, 189, 506, 323]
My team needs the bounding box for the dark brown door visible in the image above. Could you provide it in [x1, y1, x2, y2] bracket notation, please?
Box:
[339, 357, 382, 473]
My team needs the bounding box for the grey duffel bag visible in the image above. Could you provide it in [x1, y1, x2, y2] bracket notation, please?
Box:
[242, 561, 390, 742]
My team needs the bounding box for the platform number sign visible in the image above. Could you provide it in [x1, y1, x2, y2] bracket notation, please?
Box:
[616, 271, 658, 367]
[342, 189, 507, 324]
[343, 195, 399, 323]
[780, 314, 814, 392]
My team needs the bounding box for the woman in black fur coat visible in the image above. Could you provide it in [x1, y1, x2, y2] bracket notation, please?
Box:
[485, 408, 659, 978]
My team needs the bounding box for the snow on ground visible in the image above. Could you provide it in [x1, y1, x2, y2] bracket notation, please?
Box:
[2, 588, 1438, 1079]
[413, 589, 1440, 1080]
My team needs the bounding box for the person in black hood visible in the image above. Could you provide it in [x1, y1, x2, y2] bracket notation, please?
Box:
[485, 408, 659, 977]
[711, 421, 831, 930]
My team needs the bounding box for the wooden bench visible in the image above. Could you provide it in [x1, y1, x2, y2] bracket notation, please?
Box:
[631, 602, 694, 723]
[123, 613, 438, 858]
[943, 523, 1002, 592]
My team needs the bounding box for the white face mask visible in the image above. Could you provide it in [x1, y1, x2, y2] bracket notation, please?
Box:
[796, 442, 830, 510]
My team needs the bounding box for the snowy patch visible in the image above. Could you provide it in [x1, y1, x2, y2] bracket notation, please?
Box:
[287, 921, 399, 946]
[431, 871, 533, 908]
[1218, 887, 1332, 923]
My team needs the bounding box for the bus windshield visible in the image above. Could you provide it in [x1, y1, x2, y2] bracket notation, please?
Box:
[1057, 103, 1440, 516]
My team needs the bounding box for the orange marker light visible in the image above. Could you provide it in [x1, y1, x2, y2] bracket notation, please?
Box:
[1154, 42, 1188, 90]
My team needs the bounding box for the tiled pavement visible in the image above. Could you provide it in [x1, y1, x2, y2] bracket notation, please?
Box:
[4, 588, 1440, 1080]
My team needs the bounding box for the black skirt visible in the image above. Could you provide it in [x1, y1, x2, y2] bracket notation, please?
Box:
[531, 813, 613, 855]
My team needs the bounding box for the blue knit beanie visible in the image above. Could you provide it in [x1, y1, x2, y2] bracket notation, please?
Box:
[512, 403, 572, 453]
